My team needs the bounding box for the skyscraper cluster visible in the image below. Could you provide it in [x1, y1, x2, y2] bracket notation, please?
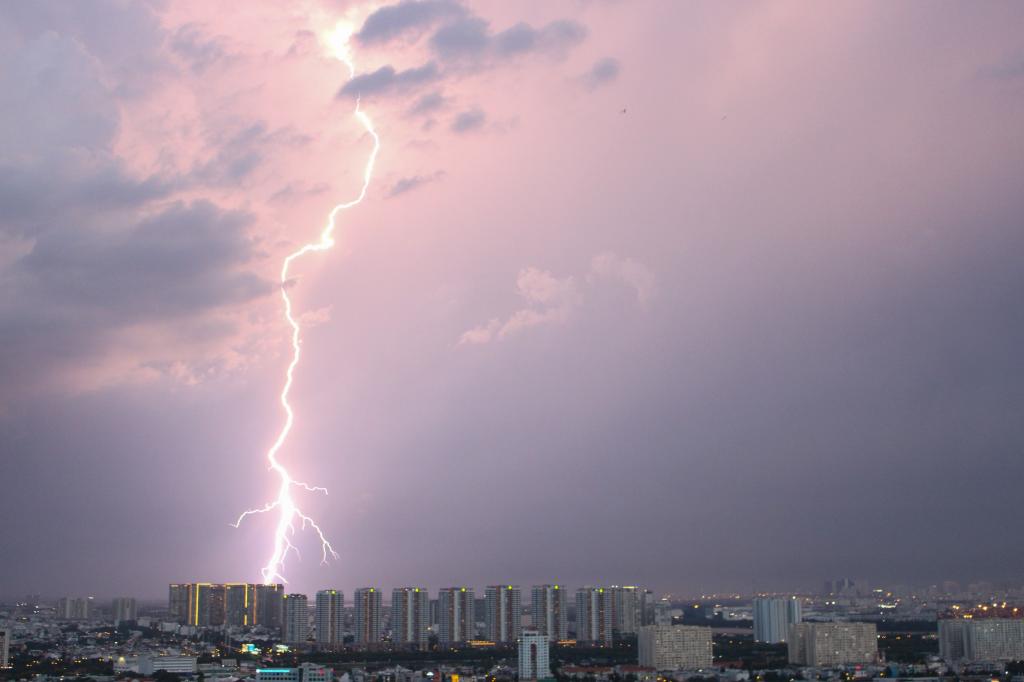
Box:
[168, 583, 284, 628]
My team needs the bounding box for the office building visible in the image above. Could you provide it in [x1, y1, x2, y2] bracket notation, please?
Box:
[518, 629, 552, 680]
[531, 585, 569, 642]
[788, 622, 878, 666]
[958, 619, 1024, 662]
[1, 629, 9, 669]
[354, 588, 382, 645]
[112, 597, 137, 626]
[438, 587, 475, 645]
[576, 587, 613, 645]
[485, 585, 522, 643]
[391, 587, 430, 648]
[638, 625, 713, 671]
[753, 597, 802, 643]
[283, 593, 309, 644]
[315, 590, 344, 646]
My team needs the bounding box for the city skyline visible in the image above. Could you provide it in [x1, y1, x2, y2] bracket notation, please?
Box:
[2, 1, 1024, 599]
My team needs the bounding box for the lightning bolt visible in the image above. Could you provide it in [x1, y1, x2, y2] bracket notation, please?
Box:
[233, 21, 380, 585]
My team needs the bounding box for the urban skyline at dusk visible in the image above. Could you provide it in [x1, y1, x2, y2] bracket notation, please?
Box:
[3, 0, 1024, 608]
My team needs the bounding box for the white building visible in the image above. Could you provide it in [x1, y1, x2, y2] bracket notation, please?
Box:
[112, 597, 137, 626]
[315, 590, 344, 646]
[612, 586, 649, 635]
[531, 585, 569, 641]
[753, 597, 802, 643]
[638, 625, 713, 671]
[485, 585, 522, 643]
[391, 587, 430, 648]
[438, 587, 475, 645]
[788, 622, 877, 666]
[961, 619, 1024, 662]
[938, 619, 966, 661]
[55, 597, 91, 620]
[518, 629, 552, 680]
[354, 588, 383, 645]
[283, 593, 309, 644]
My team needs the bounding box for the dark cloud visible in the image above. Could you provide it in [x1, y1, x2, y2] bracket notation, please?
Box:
[170, 23, 233, 74]
[408, 91, 446, 116]
[355, 0, 466, 45]
[430, 15, 587, 62]
[386, 171, 445, 198]
[450, 108, 486, 133]
[583, 56, 620, 89]
[337, 61, 440, 98]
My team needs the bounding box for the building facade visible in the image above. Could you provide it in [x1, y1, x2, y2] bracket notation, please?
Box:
[391, 587, 430, 648]
[283, 593, 309, 644]
[788, 622, 878, 666]
[518, 629, 552, 680]
[353, 588, 382, 645]
[56, 597, 91, 620]
[438, 587, 475, 645]
[168, 583, 284, 629]
[314, 590, 344, 646]
[0, 629, 9, 669]
[612, 586, 649, 635]
[112, 597, 137, 626]
[485, 585, 522, 643]
[753, 597, 802, 643]
[961, 619, 1024, 662]
[576, 587, 613, 645]
[531, 585, 569, 642]
[638, 625, 713, 671]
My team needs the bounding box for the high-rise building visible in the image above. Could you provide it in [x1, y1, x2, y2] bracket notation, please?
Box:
[283, 594, 309, 644]
[438, 587, 475, 645]
[167, 583, 283, 629]
[518, 629, 552, 680]
[391, 587, 430, 649]
[938, 618, 967, 661]
[0, 629, 9, 669]
[353, 588, 382, 645]
[575, 587, 613, 645]
[56, 597, 91, 620]
[612, 586, 649, 635]
[753, 597, 802, 643]
[112, 597, 137, 626]
[253, 584, 285, 631]
[956, 619, 1024, 662]
[314, 590, 344, 646]
[531, 585, 568, 642]
[654, 600, 673, 626]
[788, 622, 878, 666]
[638, 625, 713, 671]
[485, 585, 522, 643]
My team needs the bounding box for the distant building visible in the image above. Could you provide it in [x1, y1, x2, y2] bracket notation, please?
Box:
[56, 597, 91, 620]
[168, 583, 284, 629]
[532, 585, 569, 641]
[788, 622, 878, 666]
[0, 628, 9, 669]
[518, 629, 552, 680]
[315, 590, 344, 646]
[256, 664, 332, 682]
[115, 655, 198, 675]
[612, 586, 649, 635]
[653, 600, 673, 626]
[353, 588, 382, 645]
[283, 594, 309, 644]
[112, 597, 137, 626]
[753, 597, 802, 643]
[957, 619, 1024, 662]
[938, 619, 967, 661]
[576, 587, 613, 645]
[485, 585, 522, 643]
[638, 625, 713, 671]
[438, 587, 475, 645]
[391, 587, 430, 649]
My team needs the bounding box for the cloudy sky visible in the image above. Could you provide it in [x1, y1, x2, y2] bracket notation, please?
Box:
[2, 1, 1024, 600]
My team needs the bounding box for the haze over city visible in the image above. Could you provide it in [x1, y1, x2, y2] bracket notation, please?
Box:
[2, 0, 1024, 605]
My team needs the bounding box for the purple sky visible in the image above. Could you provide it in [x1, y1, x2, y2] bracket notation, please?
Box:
[2, 1, 1024, 600]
